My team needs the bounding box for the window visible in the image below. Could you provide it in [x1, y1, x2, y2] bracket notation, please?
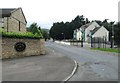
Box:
[19, 21, 20, 31]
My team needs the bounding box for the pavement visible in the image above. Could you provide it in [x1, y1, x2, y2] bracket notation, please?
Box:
[55, 40, 111, 49]
[2, 47, 75, 81]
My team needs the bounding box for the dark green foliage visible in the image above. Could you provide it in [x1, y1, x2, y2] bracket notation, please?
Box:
[50, 15, 120, 44]
[114, 22, 120, 45]
[41, 29, 50, 41]
[50, 15, 89, 40]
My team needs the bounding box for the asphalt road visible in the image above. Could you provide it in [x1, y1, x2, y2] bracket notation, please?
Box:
[2, 47, 75, 81]
[46, 41, 119, 81]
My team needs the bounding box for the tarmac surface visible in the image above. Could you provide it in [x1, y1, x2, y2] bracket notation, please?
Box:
[2, 47, 75, 81]
[47, 41, 118, 81]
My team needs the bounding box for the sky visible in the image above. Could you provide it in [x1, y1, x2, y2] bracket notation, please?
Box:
[0, 0, 120, 29]
[118, 1, 120, 21]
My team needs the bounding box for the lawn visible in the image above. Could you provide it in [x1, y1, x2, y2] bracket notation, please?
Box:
[91, 48, 120, 53]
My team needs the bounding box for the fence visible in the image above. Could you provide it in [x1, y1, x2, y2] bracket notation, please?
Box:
[69, 37, 111, 48]
[91, 37, 110, 48]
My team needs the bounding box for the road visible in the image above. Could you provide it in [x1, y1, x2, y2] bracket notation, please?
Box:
[46, 41, 119, 81]
[2, 47, 75, 81]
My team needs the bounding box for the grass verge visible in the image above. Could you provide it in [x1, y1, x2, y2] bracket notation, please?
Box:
[91, 48, 120, 53]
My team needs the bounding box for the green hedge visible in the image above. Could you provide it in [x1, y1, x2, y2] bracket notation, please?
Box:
[0, 28, 43, 39]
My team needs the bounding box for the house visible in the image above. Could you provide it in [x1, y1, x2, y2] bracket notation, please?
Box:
[92, 26, 109, 41]
[73, 29, 82, 40]
[73, 21, 109, 42]
[0, 7, 27, 32]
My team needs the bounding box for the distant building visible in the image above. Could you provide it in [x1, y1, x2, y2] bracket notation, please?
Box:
[0, 7, 27, 32]
[26, 27, 30, 32]
[73, 21, 109, 42]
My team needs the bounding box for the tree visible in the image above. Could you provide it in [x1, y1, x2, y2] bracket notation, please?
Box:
[49, 15, 90, 40]
[85, 18, 90, 24]
[113, 22, 120, 45]
[29, 23, 42, 37]
[41, 29, 50, 41]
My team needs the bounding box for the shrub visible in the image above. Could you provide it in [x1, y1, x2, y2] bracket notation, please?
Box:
[0, 28, 43, 39]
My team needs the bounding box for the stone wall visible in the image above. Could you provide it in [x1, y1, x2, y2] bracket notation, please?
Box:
[1, 38, 45, 59]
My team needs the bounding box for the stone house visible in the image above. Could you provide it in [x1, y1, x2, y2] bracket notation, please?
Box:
[0, 7, 27, 32]
[73, 21, 109, 42]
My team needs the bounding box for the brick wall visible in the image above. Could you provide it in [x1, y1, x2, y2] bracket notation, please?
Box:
[1, 38, 45, 59]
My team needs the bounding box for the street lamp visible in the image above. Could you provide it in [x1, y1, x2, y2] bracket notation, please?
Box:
[61, 33, 65, 40]
[106, 19, 115, 48]
[90, 30, 93, 48]
[110, 21, 115, 48]
[112, 22, 115, 48]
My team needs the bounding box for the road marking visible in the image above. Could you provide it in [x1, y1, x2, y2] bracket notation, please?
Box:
[62, 60, 78, 83]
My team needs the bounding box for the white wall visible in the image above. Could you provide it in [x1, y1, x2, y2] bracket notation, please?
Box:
[93, 26, 109, 41]
[76, 30, 82, 40]
[85, 22, 100, 41]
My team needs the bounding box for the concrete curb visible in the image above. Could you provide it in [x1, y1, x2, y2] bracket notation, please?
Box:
[62, 60, 78, 83]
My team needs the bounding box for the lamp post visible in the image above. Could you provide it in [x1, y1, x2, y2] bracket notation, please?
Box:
[80, 28, 84, 47]
[110, 21, 115, 48]
[106, 19, 115, 48]
[61, 33, 65, 40]
[90, 30, 93, 48]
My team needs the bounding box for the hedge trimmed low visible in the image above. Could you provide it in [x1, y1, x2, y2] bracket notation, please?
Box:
[0, 28, 43, 39]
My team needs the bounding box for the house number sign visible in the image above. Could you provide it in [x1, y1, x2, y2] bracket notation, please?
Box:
[14, 42, 26, 52]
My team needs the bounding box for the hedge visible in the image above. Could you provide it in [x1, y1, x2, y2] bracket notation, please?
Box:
[0, 28, 43, 39]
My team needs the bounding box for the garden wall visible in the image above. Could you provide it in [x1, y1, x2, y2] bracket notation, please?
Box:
[1, 38, 45, 59]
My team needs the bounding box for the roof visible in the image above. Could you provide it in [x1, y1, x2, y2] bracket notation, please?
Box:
[92, 27, 101, 35]
[0, 8, 15, 18]
[0, 8, 27, 23]
[12, 7, 27, 23]
[80, 22, 93, 30]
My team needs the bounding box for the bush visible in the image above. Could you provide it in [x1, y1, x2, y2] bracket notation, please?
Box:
[0, 28, 43, 39]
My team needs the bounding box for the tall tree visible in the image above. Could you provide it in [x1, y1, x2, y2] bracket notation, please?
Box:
[113, 22, 120, 45]
[49, 15, 89, 40]
[29, 23, 42, 36]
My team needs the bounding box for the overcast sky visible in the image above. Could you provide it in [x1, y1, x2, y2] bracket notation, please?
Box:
[0, 0, 119, 29]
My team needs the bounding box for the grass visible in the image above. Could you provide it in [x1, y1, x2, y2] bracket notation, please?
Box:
[91, 48, 120, 53]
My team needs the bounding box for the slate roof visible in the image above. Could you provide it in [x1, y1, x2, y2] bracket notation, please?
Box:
[0, 8, 27, 23]
[80, 22, 92, 30]
[0, 8, 15, 18]
[92, 27, 101, 35]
